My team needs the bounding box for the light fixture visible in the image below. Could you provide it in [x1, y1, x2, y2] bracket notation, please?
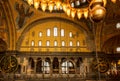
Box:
[25, 0, 108, 20]
[111, 0, 116, 3]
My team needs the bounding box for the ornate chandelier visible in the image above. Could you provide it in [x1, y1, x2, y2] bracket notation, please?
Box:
[25, 0, 116, 21]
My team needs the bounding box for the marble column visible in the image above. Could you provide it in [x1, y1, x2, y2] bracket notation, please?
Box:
[50, 58, 53, 76]
[74, 59, 77, 75]
[58, 59, 61, 75]
[34, 59, 37, 74]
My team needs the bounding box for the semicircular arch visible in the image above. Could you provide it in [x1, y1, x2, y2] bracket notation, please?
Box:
[16, 17, 89, 50]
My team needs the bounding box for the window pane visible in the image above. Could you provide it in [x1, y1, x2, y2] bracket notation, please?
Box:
[69, 32, 72, 38]
[46, 41, 50, 46]
[62, 41, 65, 46]
[31, 40, 34, 46]
[62, 61, 68, 73]
[54, 27, 58, 36]
[39, 32, 42, 37]
[47, 29, 50, 36]
[69, 41, 73, 46]
[68, 62, 73, 67]
[39, 40, 42, 46]
[77, 41, 80, 46]
[54, 40, 57, 46]
[61, 29, 64, 36]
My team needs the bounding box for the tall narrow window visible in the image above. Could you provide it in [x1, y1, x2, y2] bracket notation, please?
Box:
[69, 41, 73, 46]
[31, 40, 35, 46]
[54, 27, 58, 36]
[46, 40, 50, 46]
[77, 41, 80, 46]
[69, 32, 72, 38]
[39, 32, 42, 37]
[38, 40, 42, 46]
[62, 41, 65, 46]
[54, 40, 57, 46]
[47, 29, 50, 36]
[61, 29, 64, 37]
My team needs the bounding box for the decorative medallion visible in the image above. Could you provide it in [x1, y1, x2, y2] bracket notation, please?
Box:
[92, 57, 109, 73]
[0, 55, 18, 73]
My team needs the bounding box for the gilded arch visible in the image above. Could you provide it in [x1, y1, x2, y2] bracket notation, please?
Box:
[0, 0, 16, 50]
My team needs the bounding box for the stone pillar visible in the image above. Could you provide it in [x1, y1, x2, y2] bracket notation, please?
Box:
[25, 57, 28, 74]
[58, 59, 61, 75]
[22, 57, 28, 74]
[67, 58, 69, 74]
[42, 58, 44, 73]
[50, 58, 53, 76]
[34, 59, 37, 74]
[42, 58, 45, 78]
[74, 59, 77, 75]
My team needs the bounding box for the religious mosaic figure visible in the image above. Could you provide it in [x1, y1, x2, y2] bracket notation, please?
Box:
[15, 2, 33, 29]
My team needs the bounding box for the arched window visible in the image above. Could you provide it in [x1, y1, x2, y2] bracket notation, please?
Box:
[61, 61, 74, 74]
[46, 40, 50, 46]
[77, 41, 80, 46]
[69, 32, 72, 38]
[54, 40, 57, 46]
[39, 32, 42, 37]
[47, 29, 50, 36]
[69, 41, 73, 46]
[31, 40, 35, 46]
[61, 29, 64, 37]
[42, 61, 50, 73]
[54, 27, 58, 36]
[38, 40, 42, 46]
[62, 41, 65, 46]
[36, 58, 42, 73]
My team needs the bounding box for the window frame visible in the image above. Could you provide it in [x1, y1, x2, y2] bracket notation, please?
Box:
[47, 29, 51, 36]
[54, 27, 58, 36]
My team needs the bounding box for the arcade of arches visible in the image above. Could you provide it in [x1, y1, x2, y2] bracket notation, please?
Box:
[0, 0, 120, 81]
